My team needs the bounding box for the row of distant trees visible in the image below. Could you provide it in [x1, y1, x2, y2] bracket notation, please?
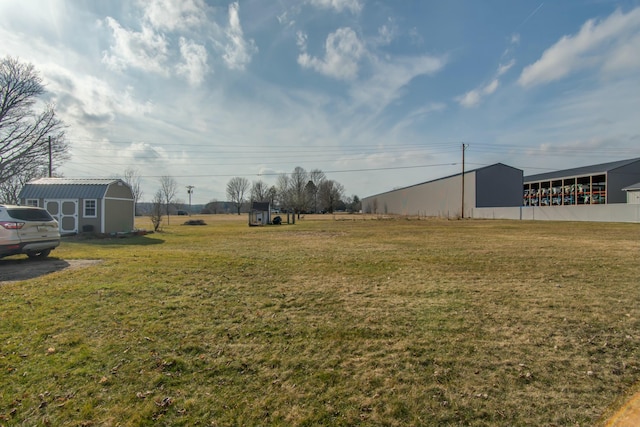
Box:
[224, 167, 361, 216]
[143, 167, 362, 231]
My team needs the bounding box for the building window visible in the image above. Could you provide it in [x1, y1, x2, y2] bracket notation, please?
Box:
[25, 199, 39, 207]
[84, 199, 97, 217]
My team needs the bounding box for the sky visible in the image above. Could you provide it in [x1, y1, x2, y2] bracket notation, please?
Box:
[1, 0, 640, 205]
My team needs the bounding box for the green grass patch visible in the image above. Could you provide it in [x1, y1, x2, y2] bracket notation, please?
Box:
[0, 215, 639, 426]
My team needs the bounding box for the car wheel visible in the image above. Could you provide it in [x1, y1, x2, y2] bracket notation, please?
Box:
[27, 249, 51, 259]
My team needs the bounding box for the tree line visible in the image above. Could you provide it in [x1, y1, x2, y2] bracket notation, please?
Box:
[145, 168, 361, 231]
[224, 167, 361, 216]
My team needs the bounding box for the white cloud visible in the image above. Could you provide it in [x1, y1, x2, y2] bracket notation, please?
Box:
[298, 27, 365, 80]
[483, 79, 499, 95]
[456, 78, 500, 108]
[497, 59, 515, 76]
[101, 17, 169, 75]
[221, 2, 258, 71]
[350, 54, 447, 116]
[390, 102, 447, 134]
[176, 38, 209, 86]
[458, 29, 517, 109]
[141, 0, 206, 31]
[309, 0, 362, 14]
[457, 90, 481, 108]
[375, 19, 397, 46]
[45, 67, 152, 128]
[296, 30, 308, 49]
[277, 10, 296, 28]
[602, 32, 640, 73]
[519, 7, 640, 87]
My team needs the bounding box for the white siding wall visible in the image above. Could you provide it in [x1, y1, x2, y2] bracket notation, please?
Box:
[473, 205, 640, 223]
[362, 173, 476, 218]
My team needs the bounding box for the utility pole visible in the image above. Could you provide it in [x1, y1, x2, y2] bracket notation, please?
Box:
[186, 185, 194, 214]
[48, 136, 52, 177]
[461, 143, 468, 219]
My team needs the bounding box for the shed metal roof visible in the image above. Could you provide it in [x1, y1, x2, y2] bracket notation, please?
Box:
[251, 202, 270, 211]
[19, 178, 125, 200]
[524, 158, 640, 182]
[622, 182, 640, 191]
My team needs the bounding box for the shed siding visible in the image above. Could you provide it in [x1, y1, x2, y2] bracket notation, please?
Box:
[80, 198, 102, 232]
[104, 199, 135, 232]
[105, 181, 135, 199]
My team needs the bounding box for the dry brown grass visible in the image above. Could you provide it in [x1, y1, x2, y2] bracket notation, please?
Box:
[0, 215, 639, 426]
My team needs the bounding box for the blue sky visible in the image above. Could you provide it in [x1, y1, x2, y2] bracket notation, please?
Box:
[1, 0, 639, 204]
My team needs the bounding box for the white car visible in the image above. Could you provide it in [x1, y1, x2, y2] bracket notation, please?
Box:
[0, 205, 60, 259]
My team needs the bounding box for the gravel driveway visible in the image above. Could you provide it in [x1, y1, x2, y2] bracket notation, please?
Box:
[0, 258, 101, 283]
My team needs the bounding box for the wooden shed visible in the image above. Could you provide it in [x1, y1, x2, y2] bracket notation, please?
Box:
[18, 178, 135, 235]
[249, 202, 271, 226]
[623, 182, 640, 204]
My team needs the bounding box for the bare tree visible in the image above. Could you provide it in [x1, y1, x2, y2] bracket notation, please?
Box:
[250, 180, 269, 202]
[121, 167, 143, 215]
[0, 166, 49, 204]
[267, 185, 277, 207]
[276, 173, 292, 212]
[290, 166, 309, 215]
[309, 168, 325, 213]
[226, 176, 249, 215]
[159, 175, 178, 223]
[0, 56, 68, 186]
[150, 190, 163, 231]
[318, 180, 345, 213]
[305, 180, 317, 212]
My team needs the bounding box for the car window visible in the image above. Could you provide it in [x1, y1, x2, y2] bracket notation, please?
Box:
[6, 208, 54, 221]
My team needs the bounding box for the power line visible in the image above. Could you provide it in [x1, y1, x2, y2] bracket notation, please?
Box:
[62, 162, 460, 180]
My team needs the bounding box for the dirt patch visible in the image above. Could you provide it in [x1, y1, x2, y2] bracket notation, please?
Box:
[605, 391, 640, 426]
[0, 258, 102, 283]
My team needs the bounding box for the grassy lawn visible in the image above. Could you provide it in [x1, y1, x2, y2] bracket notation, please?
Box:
[1, 215, 639, 426]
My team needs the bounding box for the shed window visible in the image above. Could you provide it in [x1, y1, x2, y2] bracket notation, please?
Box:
[84, 199, 97, 217]
[25, 199, 39, 207]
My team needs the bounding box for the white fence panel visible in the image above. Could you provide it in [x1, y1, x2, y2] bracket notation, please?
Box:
[472, 205, 640, 223]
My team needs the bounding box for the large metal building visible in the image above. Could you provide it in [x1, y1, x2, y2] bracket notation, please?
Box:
[362, 163, 523, 218]
[362, 157, 640, 222]
[523, 157, 640, 207]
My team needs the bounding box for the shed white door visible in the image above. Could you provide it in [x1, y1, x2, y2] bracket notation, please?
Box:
[45, 199, 78, 234]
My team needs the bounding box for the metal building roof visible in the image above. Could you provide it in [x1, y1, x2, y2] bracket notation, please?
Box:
[365, 163, 522, 198]
[524, 158, 640, 182]
[18, 178, 124, 200]
[623, 182, 640, 191]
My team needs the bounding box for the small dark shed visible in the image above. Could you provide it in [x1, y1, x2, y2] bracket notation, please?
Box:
[249, 202, 271, 226]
